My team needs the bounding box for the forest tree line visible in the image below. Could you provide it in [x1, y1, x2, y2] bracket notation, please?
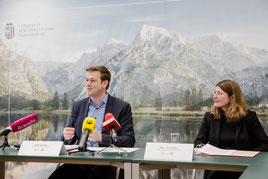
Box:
[150, 88, 265, 111]
[0, 92, 72, 111]
[0, 89, 265, 111]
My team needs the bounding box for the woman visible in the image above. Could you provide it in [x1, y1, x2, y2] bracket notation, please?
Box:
[194, 79, 268, 179]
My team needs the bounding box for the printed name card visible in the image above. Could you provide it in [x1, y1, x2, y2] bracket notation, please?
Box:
[18, 141, 67, 156]
[144, 142, 194, 162]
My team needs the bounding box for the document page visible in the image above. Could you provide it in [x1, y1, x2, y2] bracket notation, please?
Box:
[231, 150, 260, 157]
[195, 144, 260, 158]
[196, 144, 235, 155]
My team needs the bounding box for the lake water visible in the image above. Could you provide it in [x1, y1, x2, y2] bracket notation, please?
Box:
[1, 113, 268, 179]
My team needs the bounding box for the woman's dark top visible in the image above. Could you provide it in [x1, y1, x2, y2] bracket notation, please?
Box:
[219, 119, 236, 149]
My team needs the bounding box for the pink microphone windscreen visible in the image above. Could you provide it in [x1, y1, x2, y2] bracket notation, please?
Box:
[10, 113, 38, 132]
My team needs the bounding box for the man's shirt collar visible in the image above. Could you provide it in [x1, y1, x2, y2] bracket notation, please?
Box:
[89, 93, 108, 109]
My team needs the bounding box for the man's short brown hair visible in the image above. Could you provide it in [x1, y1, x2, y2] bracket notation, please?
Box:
[86, 66, 111, 90]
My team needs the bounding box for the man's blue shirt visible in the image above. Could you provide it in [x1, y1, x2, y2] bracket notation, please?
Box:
[87, 93, 108, 147]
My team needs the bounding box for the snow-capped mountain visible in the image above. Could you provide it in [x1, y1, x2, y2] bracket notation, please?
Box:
[34, 25, 268, 104]
[34, 39, 129, 99]
[105, 25, 220, 103]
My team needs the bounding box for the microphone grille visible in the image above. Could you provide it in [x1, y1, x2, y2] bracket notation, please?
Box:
[105, 113, 114, 121]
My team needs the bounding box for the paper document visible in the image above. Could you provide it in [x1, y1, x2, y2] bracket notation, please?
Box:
[65, 145, 139, 153]
[90, 147, 140, 153]
[65, 145, 79, 151]
[195, 144, 260, 158]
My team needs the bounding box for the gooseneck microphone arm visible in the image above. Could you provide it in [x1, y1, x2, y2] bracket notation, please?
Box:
[67, 117, 96, 156]
[68, 129, 94, 155]
[0, 127, 12, 137]
[78, 130, 90, 151]
[110, 127, 118, 144]
[67, 130, 94, 155]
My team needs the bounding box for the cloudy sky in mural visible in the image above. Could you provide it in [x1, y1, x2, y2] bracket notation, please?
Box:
[0, 0, 267, 62]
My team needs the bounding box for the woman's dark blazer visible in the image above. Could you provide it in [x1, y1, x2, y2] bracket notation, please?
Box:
[195, 110, 268, 179]
[194, 110, 268, 151]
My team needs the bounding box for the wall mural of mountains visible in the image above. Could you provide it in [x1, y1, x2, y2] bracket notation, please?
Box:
[0, 39, 51, 102]
[1, 25, 268, 105]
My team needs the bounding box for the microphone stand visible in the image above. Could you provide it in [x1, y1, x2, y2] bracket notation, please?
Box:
[96, 137, 127, 156]
[0, 135, 10, 150]
[0, 134, 20, 151]
[72, 130, 96, 156]
[77, 147, 95, 156]
[67, 148, 95, 156]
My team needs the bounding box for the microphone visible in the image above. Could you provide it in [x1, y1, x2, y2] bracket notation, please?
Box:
[0, 114, 38, 137]
[103, 113, 121, 143]
[78, 117, 95, 151]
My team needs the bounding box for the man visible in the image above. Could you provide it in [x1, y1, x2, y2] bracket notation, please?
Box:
[49, 66, 135, 179]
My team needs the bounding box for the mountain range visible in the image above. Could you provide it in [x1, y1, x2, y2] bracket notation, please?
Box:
[1, 25, 267, 105]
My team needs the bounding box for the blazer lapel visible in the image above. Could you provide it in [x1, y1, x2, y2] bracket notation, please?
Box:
[104, 94, 113, 120]
[81, 97, 90, 121]
[102, 94, 113, 133]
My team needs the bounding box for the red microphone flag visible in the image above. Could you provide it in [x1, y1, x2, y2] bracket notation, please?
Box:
[103, 113, 121, 134]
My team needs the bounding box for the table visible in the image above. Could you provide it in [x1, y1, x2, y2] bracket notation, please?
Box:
[1, 147, 268, 179]
[0, 147, 132, 179]
[127, 148, 268, 179]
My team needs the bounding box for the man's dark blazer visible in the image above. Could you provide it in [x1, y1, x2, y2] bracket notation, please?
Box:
[62, 94, 135, 147]
[194, 110, 268, 151]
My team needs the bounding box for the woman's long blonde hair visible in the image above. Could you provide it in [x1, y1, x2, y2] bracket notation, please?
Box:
[210, 80, 249, 123]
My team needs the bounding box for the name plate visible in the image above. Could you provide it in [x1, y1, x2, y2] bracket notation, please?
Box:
[18, 141, 67, 156]
[144, 142, 194, 162]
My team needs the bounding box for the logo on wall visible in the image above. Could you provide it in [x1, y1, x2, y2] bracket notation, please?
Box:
[18, 23, 54, 38]
[5, 23, 15, 40]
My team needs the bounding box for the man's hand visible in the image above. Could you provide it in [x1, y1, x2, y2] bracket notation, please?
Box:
[63, 127, 75, 140]
[88, 130, 102, 142]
